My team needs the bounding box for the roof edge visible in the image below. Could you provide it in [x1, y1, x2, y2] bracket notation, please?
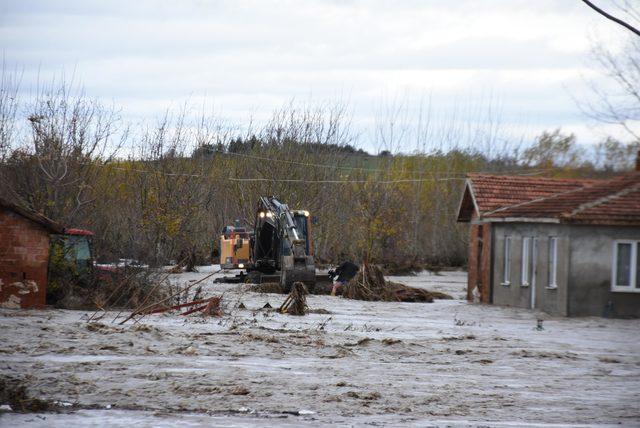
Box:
[483, 217, 561, 224]
[0, 197, 65, 234]
[456, 180, 480, 223]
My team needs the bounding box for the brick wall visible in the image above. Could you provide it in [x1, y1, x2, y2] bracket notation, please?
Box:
[480, 223, 492, 303]
[467, 224, 479, 301]
[0, 207, 50, 309]
[466, 220, 492, 303]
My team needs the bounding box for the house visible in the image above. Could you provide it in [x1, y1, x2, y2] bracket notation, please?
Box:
[457, 167, 640, 318]
[0, 198, 64, 309]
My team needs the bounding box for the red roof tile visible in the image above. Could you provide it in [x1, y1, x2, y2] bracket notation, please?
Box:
[483, 172, 640, 226]
[466, 173, 597, 214]
[569, 187, 640, 225]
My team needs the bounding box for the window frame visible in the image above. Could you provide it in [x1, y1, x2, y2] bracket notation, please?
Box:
[548, 237, 558, 289]
[521, 237, 531, 287]
[611, 240, 639, 293]
[502, 236, 511, 285]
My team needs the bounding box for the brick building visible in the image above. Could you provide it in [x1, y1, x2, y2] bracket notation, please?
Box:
[0, 198, 64, 309]
[457, 171, 640, 317]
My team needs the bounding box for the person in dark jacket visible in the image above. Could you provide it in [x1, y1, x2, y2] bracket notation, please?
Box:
[328, 261, 359, 296]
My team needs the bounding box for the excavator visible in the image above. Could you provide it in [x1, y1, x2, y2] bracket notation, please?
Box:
[247, 197, 317, 293]
[215, 196, 330, 292]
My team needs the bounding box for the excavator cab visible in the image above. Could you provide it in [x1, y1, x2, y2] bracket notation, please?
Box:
[280, 211, 312, 256]
[249, 197, 316, 292]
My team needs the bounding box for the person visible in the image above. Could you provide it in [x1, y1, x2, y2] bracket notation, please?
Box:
[328, 260, 359, 296]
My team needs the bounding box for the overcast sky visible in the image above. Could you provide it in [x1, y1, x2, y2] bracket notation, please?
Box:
[0, 0, 634, 152]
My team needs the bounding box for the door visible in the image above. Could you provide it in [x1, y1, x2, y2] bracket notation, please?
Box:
[531, 238, 538, 309]
[477, 225, 483, 297]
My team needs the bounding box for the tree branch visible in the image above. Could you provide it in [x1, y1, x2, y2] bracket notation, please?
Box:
[581, 0, 640, 37]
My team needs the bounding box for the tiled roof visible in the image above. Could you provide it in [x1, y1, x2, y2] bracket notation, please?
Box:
[466, 173, 597, 214]
[482, 172, 640, 226]
[569, 186, 640, 225]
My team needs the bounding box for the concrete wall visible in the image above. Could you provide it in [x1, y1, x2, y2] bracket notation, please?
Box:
[491, 223, 570, 316]
[0, 207, 50, 309]
[491, 222, 640, 317]
[568, 225, 640, 318]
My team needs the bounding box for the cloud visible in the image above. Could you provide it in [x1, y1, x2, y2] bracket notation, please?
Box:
[0, 0, 633, 150]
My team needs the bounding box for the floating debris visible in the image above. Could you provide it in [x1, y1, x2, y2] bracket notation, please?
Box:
[342, 263, 452, 302]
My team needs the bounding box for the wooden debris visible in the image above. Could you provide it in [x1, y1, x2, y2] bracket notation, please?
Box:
[143, 298, 212, 315]
[138, 296, 223, 317]
[202, 296, 223, 316]
[342, 262, 452, 303]
[119, 268, 221, 324]
[252, 282, 282, 293]
[279, 282, 308, 315]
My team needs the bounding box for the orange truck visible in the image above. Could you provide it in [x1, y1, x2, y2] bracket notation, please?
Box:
[219, 224, 251, 270]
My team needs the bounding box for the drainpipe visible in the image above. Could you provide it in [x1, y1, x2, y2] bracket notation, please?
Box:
[604, 300, 613, 318]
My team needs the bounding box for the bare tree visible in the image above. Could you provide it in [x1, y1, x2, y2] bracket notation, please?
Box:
[593, 136, 640, 170]
[582, 2, 640, 140]
[1, 76, 125, 224]
[0, 64, 20, 162]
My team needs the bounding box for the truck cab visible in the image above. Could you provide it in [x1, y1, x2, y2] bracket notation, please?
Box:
[53, 228, 94, 273]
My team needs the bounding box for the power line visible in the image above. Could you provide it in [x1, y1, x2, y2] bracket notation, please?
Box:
[228, 176, 466, 184]
[100, 164, 204, 177]
[65, 154, 554, 183]
[33, 147, 559, 179]
[97, 153, 554, 178]
[88, 161, 472, 183]
[217, 149, 405, 175]
[215, 150, 555, 177]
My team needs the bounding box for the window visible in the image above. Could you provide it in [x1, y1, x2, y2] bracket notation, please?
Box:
[548, 237, 558, 288]
[521, 237, 531, 286]
[503, 236, 511, 285]
[612, 241, 640, 292]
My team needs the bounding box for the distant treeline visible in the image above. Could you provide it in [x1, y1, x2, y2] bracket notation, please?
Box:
[194, 136, 370, 157]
